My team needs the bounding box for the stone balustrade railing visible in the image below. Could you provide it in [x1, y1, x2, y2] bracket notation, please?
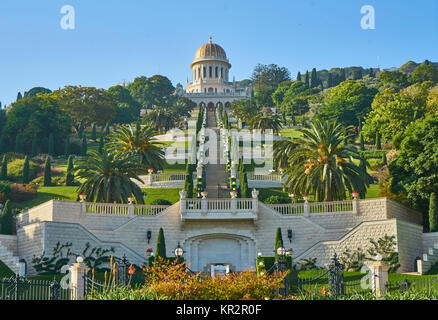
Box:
[180, 198, 258, 220]
[247, 172, 284, 182]
[267, 200, 355, 216]
[84, 202, 169, 216]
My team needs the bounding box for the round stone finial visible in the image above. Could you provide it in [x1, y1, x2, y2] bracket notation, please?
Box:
[76, 256, 84, 263]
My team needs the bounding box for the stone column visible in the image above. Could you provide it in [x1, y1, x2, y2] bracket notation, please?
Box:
[366, 260, 390, 297]
[179, 190, 186, 216]
[128, 203, 135, 217]
[69, 257, 90, 300]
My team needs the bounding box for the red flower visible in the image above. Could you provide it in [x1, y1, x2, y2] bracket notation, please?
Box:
[129, 265, 135, 275]
[146, 248, 153, 253]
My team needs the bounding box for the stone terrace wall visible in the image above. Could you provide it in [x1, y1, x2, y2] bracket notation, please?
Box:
[16, 223, 45, 275]
[0, 235, 18, 256]
[386, 199, 423, 226]
[396, 221, 424, 272]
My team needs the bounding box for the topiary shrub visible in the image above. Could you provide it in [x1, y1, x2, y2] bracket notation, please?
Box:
[7, 158, 40, 182]
[156, 227, 166, 259]
[8, 184, 37, 203]
[0, 200, 14, 235]
[265, 195, 290, 204]
[150, 199, 172, 205]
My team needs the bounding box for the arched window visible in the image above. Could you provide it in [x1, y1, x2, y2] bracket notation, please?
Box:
[221, 68, 223, 78]
[203, 67, 206, 78]
[215, 67, 218, 78]
[209, 66, 212, 78]
[198, 68, 200, 80]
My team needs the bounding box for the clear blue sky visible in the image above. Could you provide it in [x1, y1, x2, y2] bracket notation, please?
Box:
[1, 0, 437, 105]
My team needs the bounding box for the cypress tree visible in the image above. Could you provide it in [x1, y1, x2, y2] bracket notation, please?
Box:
[360, 134, 365, 151]
[304, 71, 310, 87]
[382, 152, 387, 166]
[31, 135, 38, 157]
[81, 136, 87, 156]
[274, 227, 284, 261]
[48, 133, 54, 156]
[155, 227, 167, 259]
[0, 156, 7, 181]
[64, 136, 71, 156]
[43, 156, 52, 186]
[327, 73, 333, 88]
[16, 92, 22, 101]
[185, 169, 194, 199]
[297, 72, 302, 82]
[15, 135, 22, 153]
[376, 133, 382, 150]
[429, 193, 438, 232]
[340, 69, 346, 82]
[98, 135, 104, 154]
[240, 172, 248, 198]
[22, 155, 30, 184]
[310, 68, 318, 88]
[0, 200, 14, 235]
[105, 123, 110, 135]
[65, 155, 74, 186]
[91, 123, 97, 140]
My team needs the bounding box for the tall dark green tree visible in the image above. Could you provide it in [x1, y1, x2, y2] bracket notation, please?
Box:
[310, 68, 319, 88]
[91, 123, 97, 140]
[65, 155, 74, 186]
[15, 135, 22, 153]
[304, 71, 310, 87]
[274, 227, 284, 261]
[430, 193, 438, 232]
[376, 133, 382, 150]
[297, 72, 302, 82]
[22, 155, 30, 184]
[43, 156, 52, 186]
[64, 136, 71, 156]
[327, 73, 334, 88]
[360, 134, 365, 151]
[184, 168, 194, 199]
[81, 136, 87, 156]
[156, 227, 167, 259]
[48, 133, 54, 156]
[340, 69, 346, 82]
[0, 156, 7, 181]
[382, 152, 387, 166]
[240, 172, 249, 198]
[31, 135, 38, 157]
[16, 92, 22, 101]
[98, 135, 104, 154]
[0, 200, 14, 235]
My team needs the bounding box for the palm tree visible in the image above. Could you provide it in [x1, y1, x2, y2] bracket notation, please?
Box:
[273, 139, 297, 169]
[282, 119, 372, 202]
[71, 150, 145, 203]
[106, 123, 165, 170]
[250, 113, 283, 135]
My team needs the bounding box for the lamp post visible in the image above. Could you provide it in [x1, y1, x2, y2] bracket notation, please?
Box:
[288, 193, 295, 204]
[174, 243, 185, 264]
[275, 246, 289, 297]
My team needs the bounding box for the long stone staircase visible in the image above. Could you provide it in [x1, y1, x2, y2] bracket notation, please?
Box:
[417, 242, 438, 274]
[0, 243, 20, 275]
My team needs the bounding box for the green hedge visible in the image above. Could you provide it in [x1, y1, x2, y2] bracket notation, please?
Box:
[147, 256, 185, 266]
[256, 256, 293, 275]
[360, 150, 388, 159]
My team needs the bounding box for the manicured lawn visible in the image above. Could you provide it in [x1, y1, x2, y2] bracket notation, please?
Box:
[162, 162, 187, 173]
[280, 129, 303, 139]
[142, 188, 181, 205]
[13, 186, 79, 210]
[365, 184, 380, 199]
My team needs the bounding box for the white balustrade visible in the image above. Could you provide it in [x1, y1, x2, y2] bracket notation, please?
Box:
[84, 202, 169, 216]
[267, 200, 354, 216]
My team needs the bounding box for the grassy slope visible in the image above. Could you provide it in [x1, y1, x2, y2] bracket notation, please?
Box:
[0, 259, 15, 278]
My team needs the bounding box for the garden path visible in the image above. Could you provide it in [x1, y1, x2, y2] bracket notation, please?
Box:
[204, 110, 229, 198]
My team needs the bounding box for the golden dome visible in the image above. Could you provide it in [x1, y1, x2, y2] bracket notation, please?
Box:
[194, 36, 227, 60]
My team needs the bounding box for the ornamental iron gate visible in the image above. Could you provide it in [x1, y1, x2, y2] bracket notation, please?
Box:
[0, 274, 69, 300]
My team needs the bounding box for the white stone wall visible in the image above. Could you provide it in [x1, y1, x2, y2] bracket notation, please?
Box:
[0, 235, 18, 256]
[15, 198, 425, 274]
[396, 221, 424, 272]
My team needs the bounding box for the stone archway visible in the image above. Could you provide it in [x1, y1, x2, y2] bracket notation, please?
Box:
[207, 102, 215, 112]
[216, 102, 223, 109]
[183, 231, 257, 273]
[224, 102, 231, 109]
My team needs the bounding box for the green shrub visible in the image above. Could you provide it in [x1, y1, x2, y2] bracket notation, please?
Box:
[429, 193, 438, 233]
[156, 227, 166, 259]
[7, 158, 40, 182]
[1, 152, 26, 162]
[65, 155, 74, 186]
[0, 200, 14, 235]
[43, 156, 52, 186]
[8, 184, 38, 203]
[150, 199, 172, 205]
[0, 181, 11, 196]
[265, 195, 290, 204]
